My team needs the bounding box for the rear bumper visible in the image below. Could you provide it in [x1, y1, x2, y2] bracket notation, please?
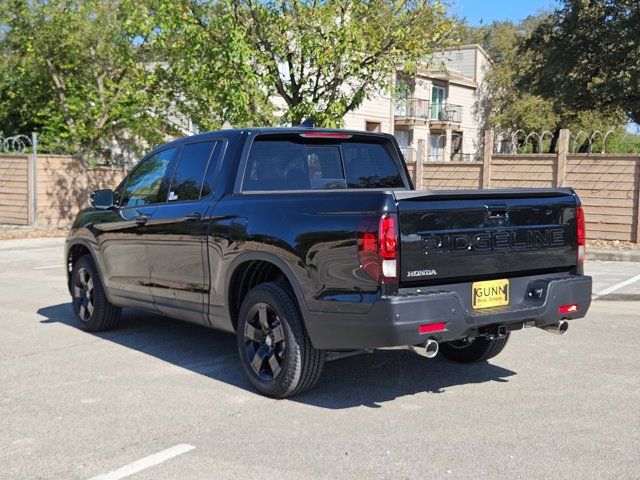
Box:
[304, 274, 592, 350]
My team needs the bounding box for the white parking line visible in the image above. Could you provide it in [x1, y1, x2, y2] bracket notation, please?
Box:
[33, 264, 65, 270]
[593, 273, 640, 300]
[87, 444, 196, 480]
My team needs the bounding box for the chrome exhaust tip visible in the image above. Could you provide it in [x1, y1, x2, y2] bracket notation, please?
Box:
[424, 339, 439, 358]
[539, 319, 569, 335]
[409, 338, 439, 358]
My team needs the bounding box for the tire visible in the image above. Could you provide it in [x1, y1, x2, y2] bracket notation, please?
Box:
[439, 334, 510, 363]
[236, 282, 325, 398]
[71, 255, 121, 332]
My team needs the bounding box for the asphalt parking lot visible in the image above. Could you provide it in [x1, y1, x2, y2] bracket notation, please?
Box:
[1, 238, 639, 480]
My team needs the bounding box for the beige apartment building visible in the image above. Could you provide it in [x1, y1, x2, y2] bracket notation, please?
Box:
[342, 44, 491, 162]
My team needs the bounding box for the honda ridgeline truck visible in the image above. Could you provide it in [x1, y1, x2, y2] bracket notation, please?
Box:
[66, 128, 591, 397]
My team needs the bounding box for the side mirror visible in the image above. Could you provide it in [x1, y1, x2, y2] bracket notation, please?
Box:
[91, 189, 115, 210]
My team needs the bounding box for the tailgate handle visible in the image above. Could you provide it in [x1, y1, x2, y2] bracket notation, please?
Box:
[487, 205, 508, 219]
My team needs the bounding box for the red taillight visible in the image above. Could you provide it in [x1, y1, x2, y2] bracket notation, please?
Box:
[576, 205, 586, 245]
[576, 205, 586, 264]
[558, 304, 578, 314]
[379, 215, 397, 260]
[357, 213, 398, 282]
[299, 132, 353, 139]
[419, 322, 446, 334]
[379, 214, 398, 280]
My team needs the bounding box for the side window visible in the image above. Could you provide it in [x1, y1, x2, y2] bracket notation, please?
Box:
[121, 147, 177, 208]
[201, 142, 223, 197]
[168, 141, 217, 202]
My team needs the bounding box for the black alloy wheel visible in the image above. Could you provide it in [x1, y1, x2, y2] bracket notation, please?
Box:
[70, 255, 121, 332]
[73, 266, 95, 322]
[243, 302, 286, 380]
[236, 282, 325, 398]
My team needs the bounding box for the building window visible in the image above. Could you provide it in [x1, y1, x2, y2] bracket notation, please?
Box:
[395, 130, 410, 158]
[431, 86, 446, 120]
[451, 132, 464, 161]
[365, 121, 382, 132]
[429, 133, 444, 161]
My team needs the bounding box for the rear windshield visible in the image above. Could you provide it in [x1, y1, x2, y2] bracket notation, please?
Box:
[242, 137, 404, 191]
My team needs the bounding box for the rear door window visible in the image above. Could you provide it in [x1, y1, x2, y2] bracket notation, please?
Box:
[200, 142, 224, 197]
[242, 138, 403, 192]
[168, 141, 218, 202]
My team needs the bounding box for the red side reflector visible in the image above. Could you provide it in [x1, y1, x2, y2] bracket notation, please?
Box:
[299, 132, 352, 139]
[419, 322, 446, 334]
[558, 304, 578, 314]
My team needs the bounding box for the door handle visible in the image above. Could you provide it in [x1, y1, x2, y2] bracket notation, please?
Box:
[184, 212, 202, 222]
[133, 214, 149, 225]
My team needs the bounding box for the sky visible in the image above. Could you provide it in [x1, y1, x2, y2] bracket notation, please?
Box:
[452, 0, 560, 26]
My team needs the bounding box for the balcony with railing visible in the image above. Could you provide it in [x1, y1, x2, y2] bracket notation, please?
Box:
[430, 103, 463, 124]
[394, 98, 430, 125]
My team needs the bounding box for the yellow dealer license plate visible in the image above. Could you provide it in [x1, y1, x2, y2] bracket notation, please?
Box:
[472, 279, 509, 309]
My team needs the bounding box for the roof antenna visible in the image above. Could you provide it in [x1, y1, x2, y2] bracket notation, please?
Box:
[300, 118, 316, 128]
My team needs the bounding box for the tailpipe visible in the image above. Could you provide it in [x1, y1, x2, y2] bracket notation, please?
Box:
[538, 319, 569, 335]
[409, 338, 439, 358]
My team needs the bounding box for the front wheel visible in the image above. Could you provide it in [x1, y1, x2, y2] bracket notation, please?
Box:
[71, 255, 121, 332]
[236, 282, 324, 398]
[439, 334, 510, 363]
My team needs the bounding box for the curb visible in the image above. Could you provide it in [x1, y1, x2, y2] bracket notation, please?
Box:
[587, 248, 640, 262]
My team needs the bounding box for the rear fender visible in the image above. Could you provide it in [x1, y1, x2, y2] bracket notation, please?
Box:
[225, 251, 310, 312]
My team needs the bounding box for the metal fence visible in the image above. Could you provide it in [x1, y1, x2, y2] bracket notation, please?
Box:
[494, 128, 640, 155]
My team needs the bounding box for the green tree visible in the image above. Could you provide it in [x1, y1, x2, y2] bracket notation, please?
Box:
[146, 0, 276, 131]
[522, 0, 640, 125]
[161, 0, 458, 127]
[471, 19, 560, 135]
[465, 16, 626, 152]
[0, 0, 173, 160]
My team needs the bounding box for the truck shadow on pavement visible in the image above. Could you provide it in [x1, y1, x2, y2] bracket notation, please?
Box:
[38, 303, 516, 409]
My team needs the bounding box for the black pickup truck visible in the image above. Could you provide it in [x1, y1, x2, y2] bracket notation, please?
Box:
[66, 128, 591, 397]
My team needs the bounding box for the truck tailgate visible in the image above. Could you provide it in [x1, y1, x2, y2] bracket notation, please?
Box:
[394, 188, 580, 285]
